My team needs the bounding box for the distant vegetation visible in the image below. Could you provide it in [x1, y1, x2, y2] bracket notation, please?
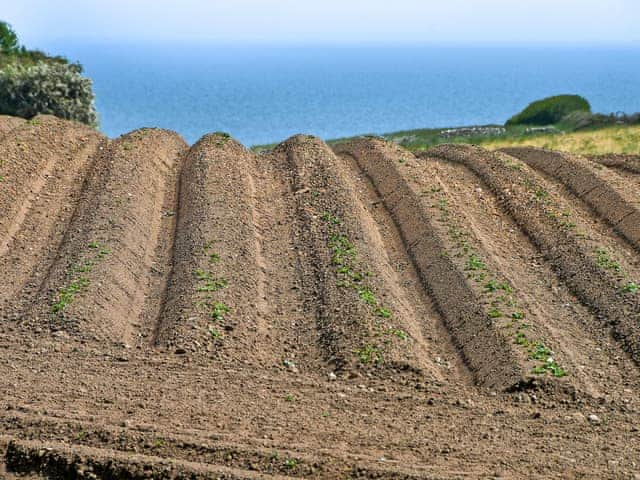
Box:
[506, 94, 591, 126]
[289, 94, 639, 156]
[483, 125, 640, 156]
[0, 21, 97, 126]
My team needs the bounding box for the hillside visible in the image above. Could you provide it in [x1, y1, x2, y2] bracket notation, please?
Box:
[1, 115, 640, 478]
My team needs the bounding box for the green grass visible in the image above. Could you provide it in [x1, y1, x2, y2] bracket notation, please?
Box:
[251, 122, 640, 156]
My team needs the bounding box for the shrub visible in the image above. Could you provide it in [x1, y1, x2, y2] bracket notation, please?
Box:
[560, 110, 594, 130]
[506, 95, 591, 126]
[0, 62, 98, 127]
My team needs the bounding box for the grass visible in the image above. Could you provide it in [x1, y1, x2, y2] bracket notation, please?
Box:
[251, 123, 640, 156]
[482, 125, 640, 156]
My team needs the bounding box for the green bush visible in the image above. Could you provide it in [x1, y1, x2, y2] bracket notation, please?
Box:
[506, 95, 591, 126]
[0, 62, 98, 127]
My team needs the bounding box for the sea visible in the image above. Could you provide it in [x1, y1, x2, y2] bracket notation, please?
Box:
[45, 43, 640, 146]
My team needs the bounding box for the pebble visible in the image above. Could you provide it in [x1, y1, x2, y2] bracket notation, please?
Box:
[587, 414, 601, 425]
[328, 372, 337, 381]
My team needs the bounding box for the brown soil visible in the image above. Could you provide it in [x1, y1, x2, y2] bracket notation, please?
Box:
[1, 119, 640, 479]
[0, 115, 25, 137]
[589, 153, 640, 174]
[501, 147, 640, 253]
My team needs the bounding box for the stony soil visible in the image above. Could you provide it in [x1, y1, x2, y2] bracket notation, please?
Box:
[1, 118, 640, 479]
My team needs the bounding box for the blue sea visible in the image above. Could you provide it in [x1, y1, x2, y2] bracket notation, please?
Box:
[47, 43, 640, 146]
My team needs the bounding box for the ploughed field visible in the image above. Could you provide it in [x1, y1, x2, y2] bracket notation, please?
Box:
[1, 115, 640, 479]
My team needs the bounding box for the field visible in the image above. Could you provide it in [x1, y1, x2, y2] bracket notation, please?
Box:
[1, 114, 640, 479]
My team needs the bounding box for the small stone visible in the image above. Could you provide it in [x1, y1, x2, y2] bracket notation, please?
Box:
[283, 359, 298, 372]
[328, 372, 337, 381]
[587, 414, 601, 425]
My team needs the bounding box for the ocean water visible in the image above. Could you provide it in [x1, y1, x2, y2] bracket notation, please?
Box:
[49, 43, 640, 146]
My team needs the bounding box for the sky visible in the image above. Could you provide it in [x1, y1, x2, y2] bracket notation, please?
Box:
[2, 0, 639, 47]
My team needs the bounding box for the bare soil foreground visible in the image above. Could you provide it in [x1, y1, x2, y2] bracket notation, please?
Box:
[1, 116, 640, 479]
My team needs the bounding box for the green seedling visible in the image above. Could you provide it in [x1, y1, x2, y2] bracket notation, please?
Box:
[389, 328, 408, 341]
[465, 254, 486, 271]
[595, 247, 622, 273]
[484, 280, 512, 293]
[197, 279, 228, 292]
[515, 332, 529, 346]
[358, 287, 377, 306]
[51, 278, 90, 314]
[622, 282, 639, 294]
[356, 344, 382, 364]
[194, 268, 212, 281]
[374, 307, 392, 319]
[209, 302, 230, 321]
[534, 188, 548, 199]
[321, 212, 341, 225]
[487, 308, 503, 319]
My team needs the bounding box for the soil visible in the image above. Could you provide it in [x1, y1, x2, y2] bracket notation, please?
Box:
[1, 120, 640, 479]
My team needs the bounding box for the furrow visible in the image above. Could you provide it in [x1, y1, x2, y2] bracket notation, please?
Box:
[334, 138, 531, 392]
[589, 153, 640, 175]
[272, 135, 451, 378]
[424, 155, 640, 399]
[0, 413, 441, 480]
[429, 144, 640, 366]
[501, 147, 640, 252]
[0, 115, 104, 322]
[334, 150, 471, 383]
[24, 128, 187, 344]
[2, 439, 296, 480]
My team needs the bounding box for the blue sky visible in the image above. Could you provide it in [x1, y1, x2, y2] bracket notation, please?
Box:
[3, 0, 640, 46]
